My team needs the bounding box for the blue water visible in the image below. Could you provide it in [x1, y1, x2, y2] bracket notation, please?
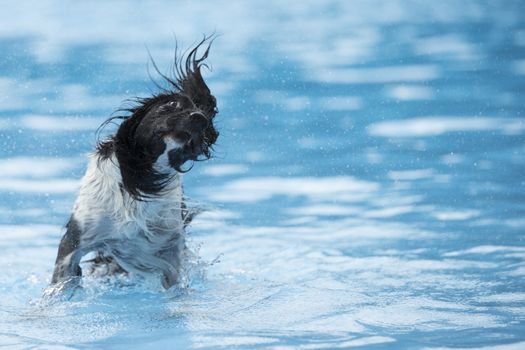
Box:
[1, 1, 525, 349]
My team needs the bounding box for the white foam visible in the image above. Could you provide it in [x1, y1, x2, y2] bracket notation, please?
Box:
[51, 84, 125, 112]
[310, 65, 439, 84]
[444, 246, 525, 257]
[0, 178, 79, 193]
[20, 115, 104, 131]
[194, 335, 277, 348]
[286, 204, 361, 217]
[363, 205, 414, 218]
[414, 35, 477, 60]
[0, 207, 48, 218]
[368, 117, 525, 137]
[194, 216, 436, 243]
[284, 96, 311, 111]
[440, 152, 464, 165]
[0, 77, 124, 113]
[0, 157, 79, 178]
[355, 297, 503, 331]
[386, 85, 434, 101]
[0, 77, 52, 111]
[432, 210, 480, 221]
[335, 336, 396, 348]
[508, 266, 525, 277]
[297, 137, 325, 150]
[278, 27, 379, 72]
[505, 218, 525, 228]
[207, 176, 379, 202]
[202, 164, 249, 176]
[422, 341, 525, 350]
[0, 2, 265, 68]
[0, 224, 61, 242]
[256, 91, 362, 112]
[478, 293, 525, 303]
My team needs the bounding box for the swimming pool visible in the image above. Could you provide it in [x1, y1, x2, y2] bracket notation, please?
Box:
[1, 1, 524, 348]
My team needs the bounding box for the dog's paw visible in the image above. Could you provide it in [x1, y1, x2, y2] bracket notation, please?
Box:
[42, 277, 82, 302]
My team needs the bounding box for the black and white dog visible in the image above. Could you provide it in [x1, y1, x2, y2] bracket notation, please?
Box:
[50, 38, 218, 291]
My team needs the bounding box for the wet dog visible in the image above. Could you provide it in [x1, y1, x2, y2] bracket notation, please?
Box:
[50, 37, 218, 291]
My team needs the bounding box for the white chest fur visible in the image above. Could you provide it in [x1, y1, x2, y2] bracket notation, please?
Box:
[71, 152, 185, 285]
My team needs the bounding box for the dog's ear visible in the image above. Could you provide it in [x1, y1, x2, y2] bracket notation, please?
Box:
[178, 38, 217, 117]
[180, 64, 215, 116]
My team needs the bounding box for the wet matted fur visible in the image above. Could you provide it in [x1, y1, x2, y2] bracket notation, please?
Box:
[50, 36, 219, 291]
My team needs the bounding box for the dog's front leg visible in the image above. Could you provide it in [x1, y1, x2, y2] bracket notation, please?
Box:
[51, 216, 83, 286]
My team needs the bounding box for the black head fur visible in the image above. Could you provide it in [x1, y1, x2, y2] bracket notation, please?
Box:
[97, 36, 219, 200]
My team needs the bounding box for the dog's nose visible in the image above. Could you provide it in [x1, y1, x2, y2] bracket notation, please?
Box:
[188, 112, 208, 134]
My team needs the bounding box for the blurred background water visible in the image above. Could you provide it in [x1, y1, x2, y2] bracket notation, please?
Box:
[0, 1, 524, 349]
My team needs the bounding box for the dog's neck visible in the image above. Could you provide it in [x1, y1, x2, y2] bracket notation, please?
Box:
[74, 147, 183, 229]
[97, 138, 182, 201]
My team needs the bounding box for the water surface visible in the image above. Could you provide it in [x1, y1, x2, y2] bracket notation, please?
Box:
[0, 1, 524, 349]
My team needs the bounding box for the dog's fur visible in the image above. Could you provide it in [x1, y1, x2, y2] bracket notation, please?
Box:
[50, 38, 218, 290]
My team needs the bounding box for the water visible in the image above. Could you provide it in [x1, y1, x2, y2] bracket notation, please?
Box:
[1, 1, 524, 349]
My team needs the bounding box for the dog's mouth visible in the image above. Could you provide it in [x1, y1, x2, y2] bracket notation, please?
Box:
[183, 135, 205, 160]
[167, 131, 211, 171]
[162, 110, 218, 172]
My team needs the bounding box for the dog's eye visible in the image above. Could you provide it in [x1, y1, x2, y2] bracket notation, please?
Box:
[168, 101, 182, 109]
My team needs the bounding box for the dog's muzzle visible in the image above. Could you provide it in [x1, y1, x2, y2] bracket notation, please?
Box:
[167, 112, 211, 169]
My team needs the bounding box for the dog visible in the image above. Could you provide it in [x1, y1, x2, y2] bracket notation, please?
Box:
[50, 37, 218, 291]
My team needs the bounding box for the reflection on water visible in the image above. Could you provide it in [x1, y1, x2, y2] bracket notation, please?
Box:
[0, 1, 524, 349]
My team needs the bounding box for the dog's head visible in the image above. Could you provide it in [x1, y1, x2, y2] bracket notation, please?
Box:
[100, 37, 219, 199]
